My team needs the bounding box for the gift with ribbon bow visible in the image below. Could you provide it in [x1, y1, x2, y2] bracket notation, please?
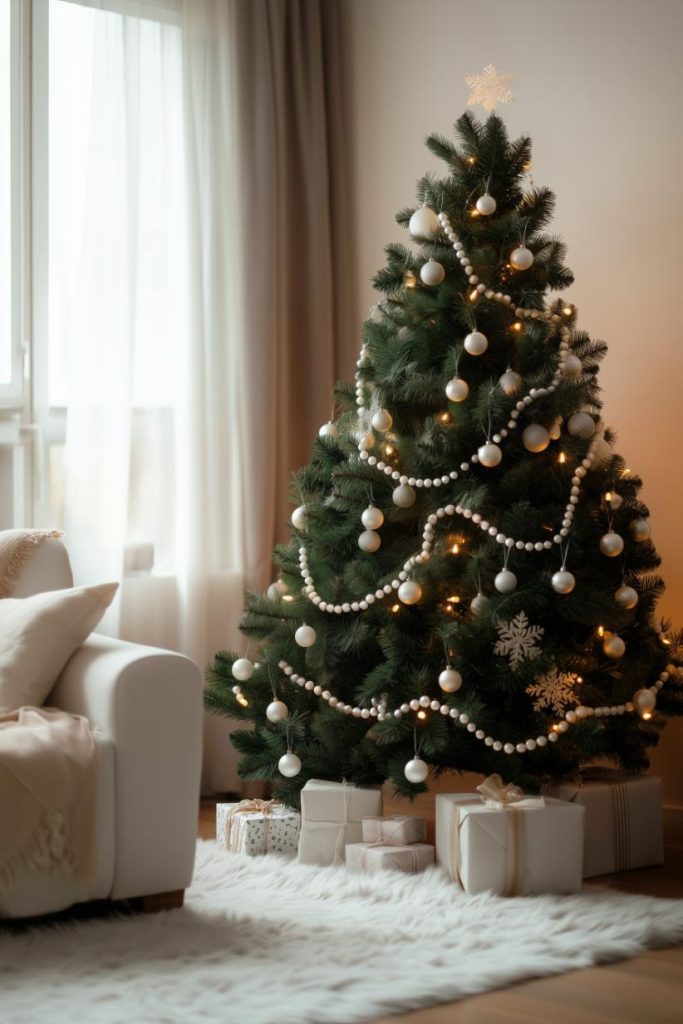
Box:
[216, 799, 301, 857]
[362, 814, 427, 847]
[541, 768, 663, 877]
[435, 775, 584, 896]
[346, 841, 434, 875]
[298, 779, 383, 866]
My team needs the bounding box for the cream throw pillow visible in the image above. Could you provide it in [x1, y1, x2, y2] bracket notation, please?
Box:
[0, 582, 118, 713]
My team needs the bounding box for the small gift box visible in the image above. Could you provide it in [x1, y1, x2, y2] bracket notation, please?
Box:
[298, 779, 383, 866]
[436, 774, 584, 896]
[362, 815, 426, 846]
[216, 799, 300, 857]
[346, 842, 434, 874]
[541, 769, 663, 878]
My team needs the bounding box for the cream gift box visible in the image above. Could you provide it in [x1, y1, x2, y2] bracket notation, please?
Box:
[346, 842, 434, 874]
[541, 770, 663, 878]
[362, 815, 427, 846]
[435, 776, 585, 896]
[298, 779, 383, 866]
[216, 800, 300, 857]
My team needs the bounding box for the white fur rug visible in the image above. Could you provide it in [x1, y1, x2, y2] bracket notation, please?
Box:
[3, 840, 683, 1024]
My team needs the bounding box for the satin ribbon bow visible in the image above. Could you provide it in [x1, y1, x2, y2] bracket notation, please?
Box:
[476, 774, 526, 808]
[226, 799, 277, 818]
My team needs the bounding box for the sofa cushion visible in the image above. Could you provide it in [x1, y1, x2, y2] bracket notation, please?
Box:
[0, 583, 118, 713]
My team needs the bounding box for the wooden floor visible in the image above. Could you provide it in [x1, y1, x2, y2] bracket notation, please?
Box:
[200, 789, 683, 1024]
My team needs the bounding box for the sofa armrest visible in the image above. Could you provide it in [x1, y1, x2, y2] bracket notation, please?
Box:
[49, 634, 203, 900]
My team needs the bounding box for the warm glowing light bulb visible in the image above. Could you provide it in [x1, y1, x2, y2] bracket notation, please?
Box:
[282, 594, 294, 602]
[563, 305, 573, 316]
[621, 468, 631, 478]
[551, 723, 561, 733]
[390, 603, 400, 613]
[439, 412, 453, 425]
[470, 208, 480, 218]
[604, 491, 613, 502]
[467, 155, 476, 165]
[451, 543, 460, 554]
[512, 322, 523, 333]
[577, 676, 584, 683]
[384, 444, 394, 456]
[597, 625, 605, 637]
[642, 711, 653, 720]
[417, 710, 427, 720]
[558, 452, 567, 464]
[469, 289, 479, 302]
[403, 270, 417, 290]
[237, 694, 249, 707]
[662, 636, 672, 646]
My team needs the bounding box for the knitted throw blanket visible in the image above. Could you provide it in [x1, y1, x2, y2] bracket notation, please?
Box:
[0, 530, 98, 902]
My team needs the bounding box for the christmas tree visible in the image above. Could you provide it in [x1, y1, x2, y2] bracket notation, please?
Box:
[206, 87, 683, 804]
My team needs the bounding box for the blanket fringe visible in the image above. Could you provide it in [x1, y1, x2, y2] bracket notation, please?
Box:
[0, 530, 63, 598]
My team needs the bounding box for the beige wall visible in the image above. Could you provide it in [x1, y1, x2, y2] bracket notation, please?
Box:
[341, 0, 683, 803]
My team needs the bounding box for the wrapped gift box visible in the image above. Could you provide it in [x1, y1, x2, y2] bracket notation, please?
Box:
[216, 800, 300, 857]
[435, 785, 584, 896]
[362, 815, 426, 846]
[346, 842, 434, 874]
[541, 770, 663, 878]
[298, 779, 383, 866]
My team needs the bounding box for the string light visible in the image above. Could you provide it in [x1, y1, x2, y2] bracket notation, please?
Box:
[236, 693, 249, 707]
[511, 322, 524, 333]
[282, 595, 294, 602]
[597, 625, 605, 638]
[438, 412, 453, 425]
[467, 155, 476, 165]
[558, 452, 567, 464]
[417, 709, 427, 720]
[563, 305, 574, 317]
[384, 444, 395, 456]
[390, 603, 400, 614]
[451, 542, 460, 555]
[403, 270, 417, 290]
[604, 491, 613, 503]
[470, 208, 480, 218]
[469, 289, 479, 302]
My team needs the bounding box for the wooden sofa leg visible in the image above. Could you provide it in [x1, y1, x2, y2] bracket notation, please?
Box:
[139, 889, 185, 913]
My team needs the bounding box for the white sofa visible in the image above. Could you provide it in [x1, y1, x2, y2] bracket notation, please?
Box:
[1, 537, 203, 918]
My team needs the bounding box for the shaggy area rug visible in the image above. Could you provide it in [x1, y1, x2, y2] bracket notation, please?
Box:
[3, 840, 683, 1024]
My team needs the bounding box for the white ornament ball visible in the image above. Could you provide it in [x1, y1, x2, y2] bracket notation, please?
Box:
[567, 412, 596, 439]
[266, 700, 288, 723]
[439, 668, 462, 693]
[464, 330, 488, 356]
[358, 529, 381, 553]
[494, 569, 517, 594]
[371, 408, 393, 433]
[319, 421, 338, 439]
[510, 246, 534, 270]
[267, 580, 286, 601]
[603, 633, 626, 659]
[608, 492, 623, 510]
[291, 505, 307, 531]
[551, 569, 576, 594]
[295, 624, 317, 648]
[615, 585, 638, 609]
[398, 580, 422, 605]
[420, 259, 445, 287]
[563, 355, 582, 380]
[409, 204, 439, 239]
[404, 756, 429, 784]
[599, 531, 625, 557]
[478, 442, 503, 468]
[393, 483, 416, 508]
[359, 432, 375, 450]
[633, 688, 656, 719]
[522, 424, 550, 453]
[630, 518, 651, 542]
[446, 377, 469, 402]
[362, 505, 384, 530]
[476, 193, 497, 216]
[470, 592, 490, 616]
[499, 369, 522, 395]
[232, 657, 255, 682]
[278, 751, 302, 778]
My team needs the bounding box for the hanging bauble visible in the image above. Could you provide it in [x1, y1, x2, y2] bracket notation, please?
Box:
[522, 424, 550, 453]
[494, 569, 517, 594]
[438, 667, 462, 693]
[464, 330, 488, 356]
[563, 355, 582, 380]
[361, 505, 384, 530]
[603, 633, 626, 659]
[291, 505, 307, 531]
[478, 442, 503, 468]
[295, 624, 317, 648]
[548, 417, 562, 441]
[446, 377, 469, 402]
[567, 412, 596, 439]
[404, 756, 429, 784]
[551, 569, 576, 594]
[470, 592, 490, 616]
[266, 699, 289, 723]
[409, 204, 439, 239]
[476, 193, 497, 216]
[266, 580, 287, 601]
[358, 431, 375, 450]
[615, 585, 639, 610]
[371, 408, 393, 433]
[630, 518, 651, 542]
[358, 529, 381, 553]
[319, 421, 338, 439]
[499, 368, 522, 396]
[633, 688, 656, 720]
[420, 259, 445, 287]
[232, 657, 255, 682]
[278, 751, 302, 778]
[393, 483, 416, 508]
[398, 580, 422, 605]
[599, 531, 624, 557]
[510, 246, 534, 270]
[607, 492, 623, 510]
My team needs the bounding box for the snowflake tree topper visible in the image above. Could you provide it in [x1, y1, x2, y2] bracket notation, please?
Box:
[465, 65, 514, 113]
[526, 669, 580, 716]
[494, 612, 544, 671]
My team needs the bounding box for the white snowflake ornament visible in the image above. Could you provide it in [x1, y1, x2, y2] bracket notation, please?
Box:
[493, 612, 544, 671]
[465, 65, 514, 113]
[527, 669, 580, 715]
